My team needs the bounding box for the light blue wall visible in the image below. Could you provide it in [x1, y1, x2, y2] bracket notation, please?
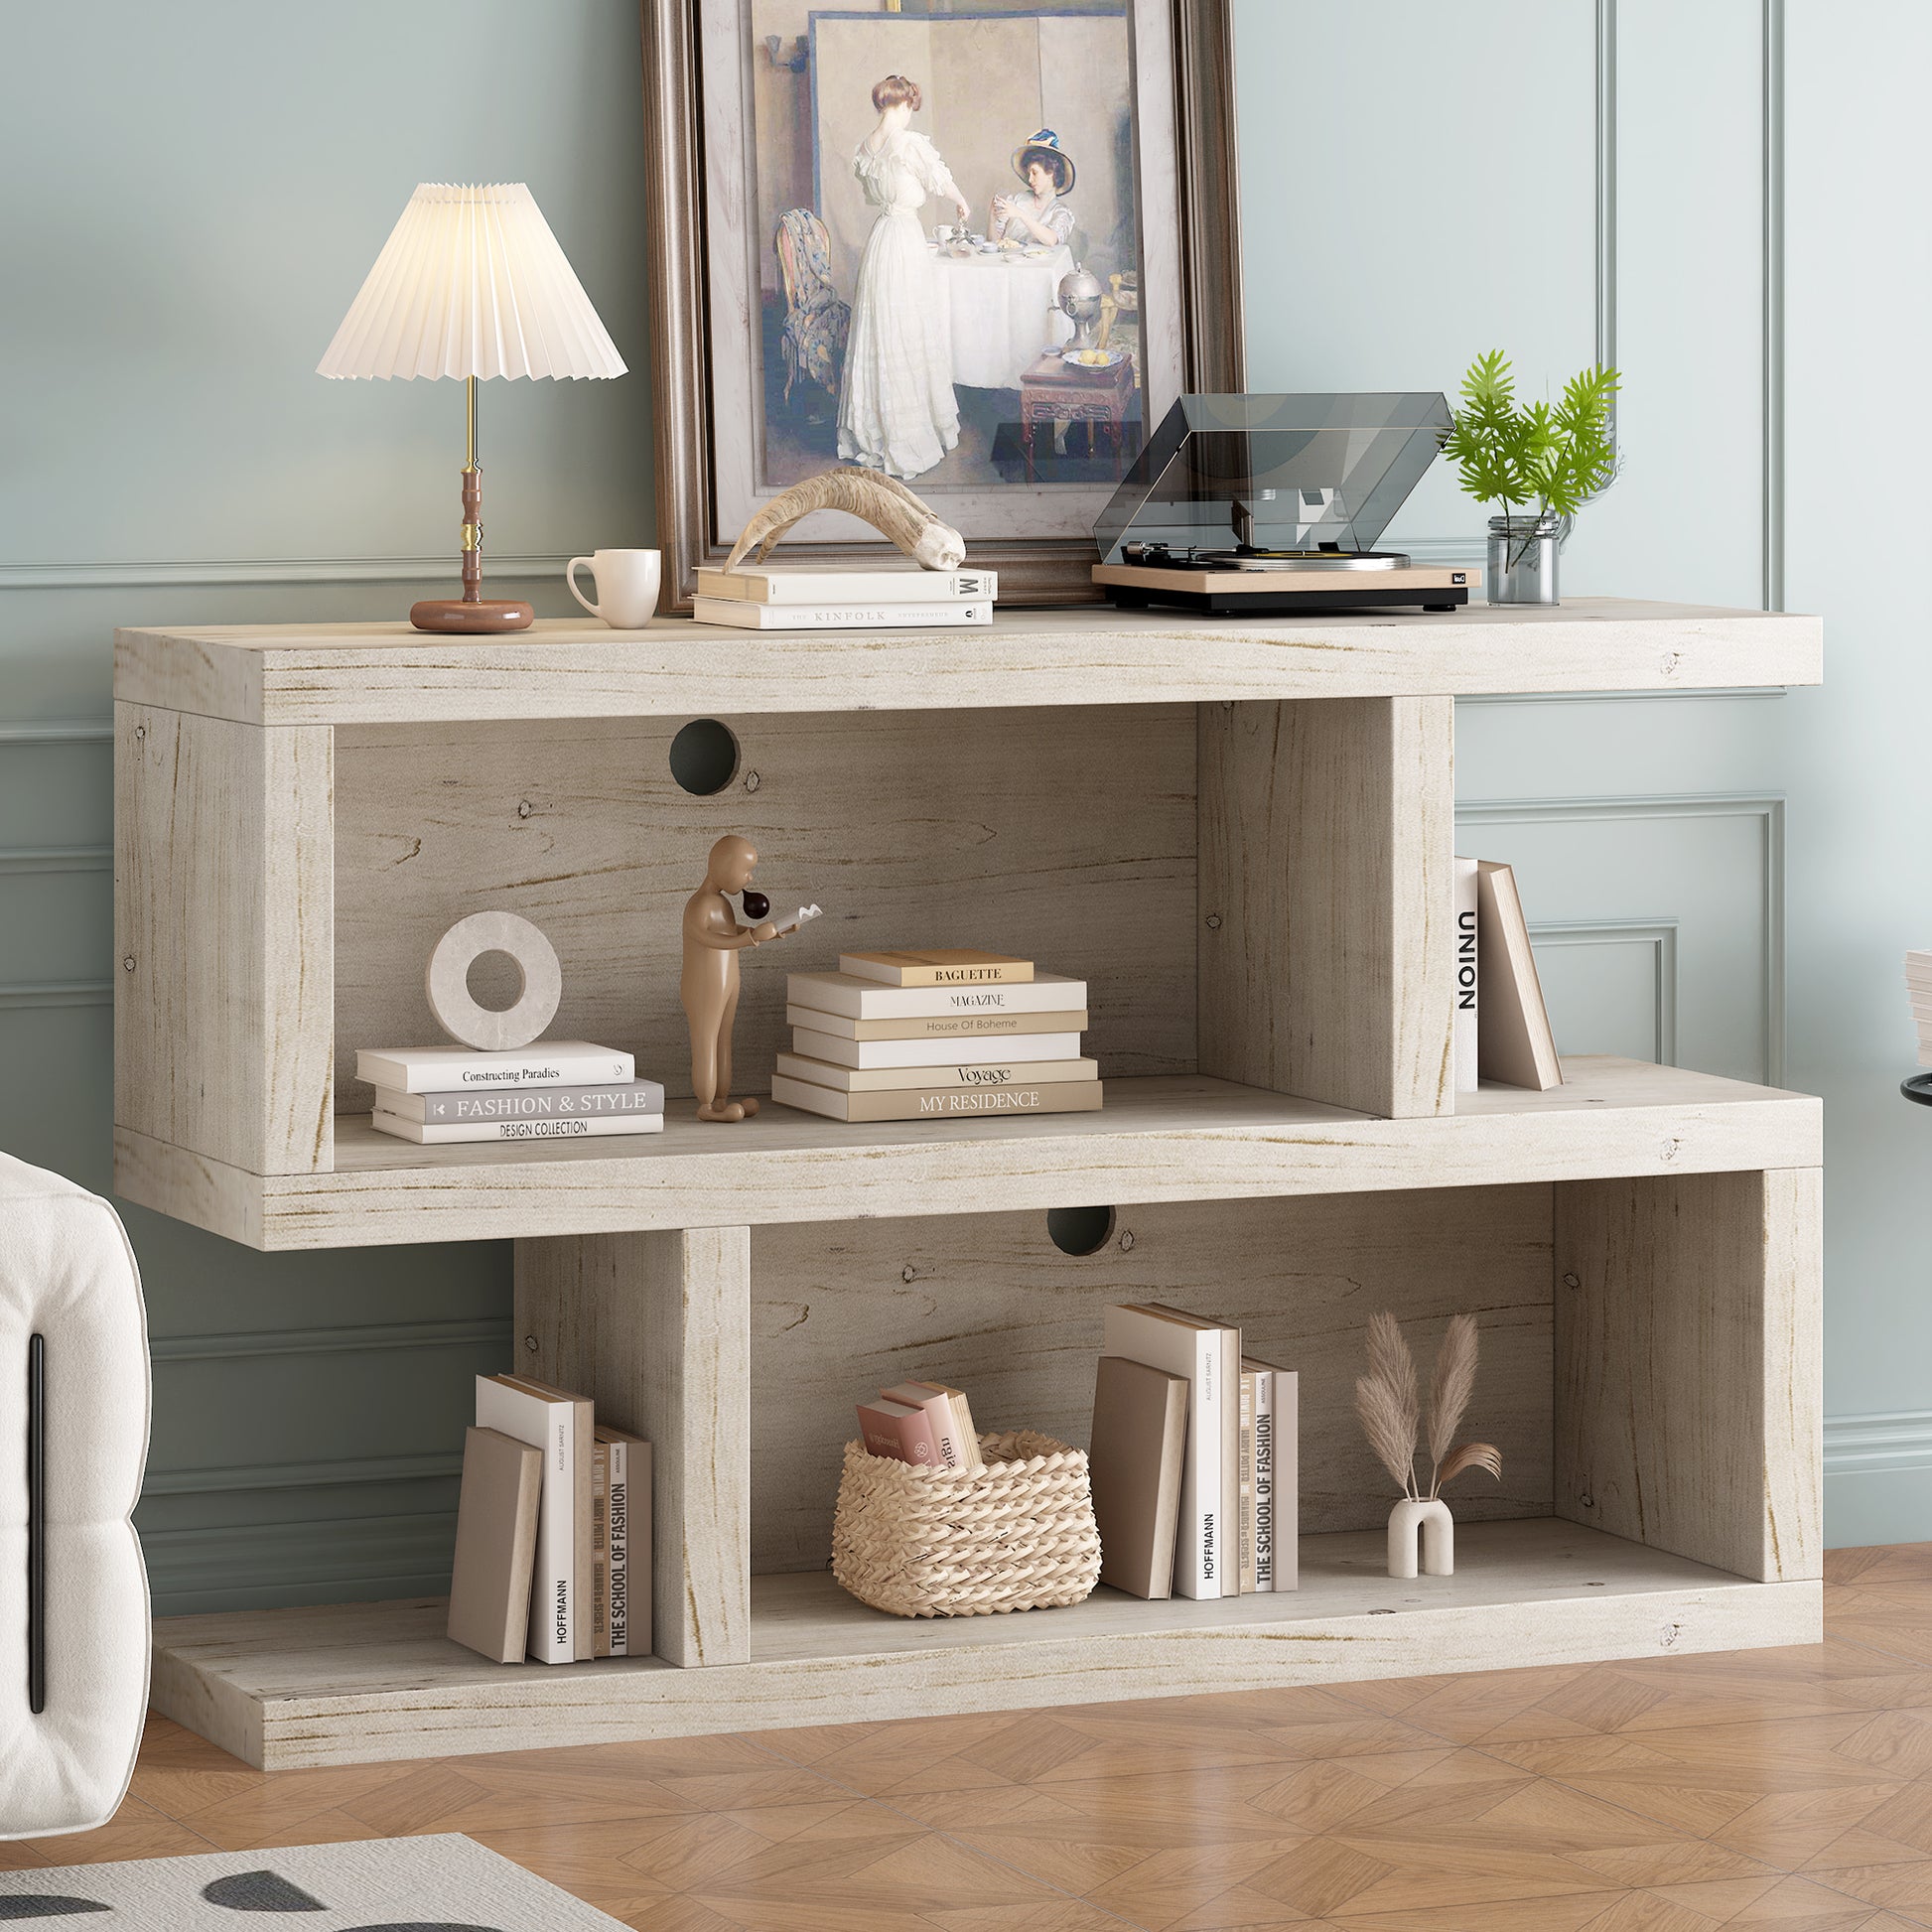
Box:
[1238, 0, 1932, 1544]
[0, 0, 653, 1612]
[3, 2, 1924, 1612]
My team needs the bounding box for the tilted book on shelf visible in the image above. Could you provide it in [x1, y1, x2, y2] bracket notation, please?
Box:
[694, 565, 997, 603]
[1474, 860, 1562, 1090]
[692, 596, 993, 630]
[787, 969, 1086, 1023]
[1088, 1355, 1187, 1600]
[446, 1426, 542, 1664]
[838, 949, 1035, 987]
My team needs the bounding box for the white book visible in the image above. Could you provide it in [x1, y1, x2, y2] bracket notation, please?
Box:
[371, 1109, 665, 1146]
[788, 969, 1085, 1022]
[785, 1004, 1089, 1042]
[1103, 1306, 1230, 1600]
[474, 1374, 591, 1665]
[775, 1050, 1096, 1092]
[357, 1040, 633, 1095]
[695, 565, 997, 604]
[790, 1028, 1083, 1070]
[692, 596, 993, 630]
[1453, 856, 1479, 1097]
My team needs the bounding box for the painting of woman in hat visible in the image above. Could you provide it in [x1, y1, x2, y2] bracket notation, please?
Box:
[990, 128, 1077, 249]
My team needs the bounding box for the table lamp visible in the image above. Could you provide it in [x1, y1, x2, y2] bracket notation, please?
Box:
[318, 183, 626, 633]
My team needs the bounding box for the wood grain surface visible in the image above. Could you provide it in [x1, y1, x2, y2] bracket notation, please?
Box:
[114, 702, 335, 1175]
[749, 1184, 1554, 1576]
[331, 705, 1195, 1113]
[112, 1061, 1823, 1251]
[1555, 1168, 1825, 1584]
[145, 1518, 1821, 1769]
[1199, 696, 1453, 1118]
[112, 600, 1823, 728]
[515, 1229, 752, 1668]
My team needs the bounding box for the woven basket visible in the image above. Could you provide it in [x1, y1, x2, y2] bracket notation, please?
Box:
[831, 1429, 1102, 1617]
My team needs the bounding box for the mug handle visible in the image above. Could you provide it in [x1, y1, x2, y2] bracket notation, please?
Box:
[566, 556, 602, 620]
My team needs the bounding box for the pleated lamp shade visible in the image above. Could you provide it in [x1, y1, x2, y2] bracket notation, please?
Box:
[317, 182, 625, 381]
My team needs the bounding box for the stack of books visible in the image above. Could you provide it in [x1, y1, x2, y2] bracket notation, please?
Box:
[856, 1379, 985, 1471]
[691, 563, 997, 631]
[449, 1373, 651, 1666]
[1908, 950, 1932, 1062]
[1093, 1305, 1298, 1602]
[358, 1039, 664, 1145]
[769, 949, 1102, 1121]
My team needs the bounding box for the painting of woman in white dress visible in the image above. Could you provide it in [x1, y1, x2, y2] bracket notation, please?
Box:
[836, 74, 973, 481]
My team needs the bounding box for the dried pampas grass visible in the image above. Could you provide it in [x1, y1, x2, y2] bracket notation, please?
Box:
[1355, 1309, 1505, 1502]
[1354, 1311, 1419, 1499]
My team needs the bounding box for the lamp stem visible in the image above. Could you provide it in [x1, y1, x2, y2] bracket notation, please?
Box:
[461, 374, 482, 604]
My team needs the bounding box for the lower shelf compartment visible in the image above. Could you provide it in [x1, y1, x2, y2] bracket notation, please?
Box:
[150, 1519, 1821, 1770]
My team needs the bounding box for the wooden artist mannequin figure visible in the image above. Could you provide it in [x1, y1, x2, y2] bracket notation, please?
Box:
[682, 834, 789, 1123]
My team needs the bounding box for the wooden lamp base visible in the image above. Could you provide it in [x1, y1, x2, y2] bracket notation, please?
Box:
[409, 597, 534, 634]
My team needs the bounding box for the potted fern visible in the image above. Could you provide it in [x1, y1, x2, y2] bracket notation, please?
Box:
[1441, 351, 1620, 606]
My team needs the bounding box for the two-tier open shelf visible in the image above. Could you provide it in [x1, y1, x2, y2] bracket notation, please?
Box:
[114, 598, 1825, 1770]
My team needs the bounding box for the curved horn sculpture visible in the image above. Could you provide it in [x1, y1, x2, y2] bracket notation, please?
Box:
[725, 468, 967, 574]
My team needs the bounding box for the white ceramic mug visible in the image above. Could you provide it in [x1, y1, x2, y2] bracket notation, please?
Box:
[567, 548, 661, 628]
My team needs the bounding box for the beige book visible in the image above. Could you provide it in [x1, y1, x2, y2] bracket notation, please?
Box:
[840, 949, 1035, 987]
[776, 1051, 1097, 1093]
[772, 1075, 1103, 1122]
[1474, 860, 1562, 1090]
[447, 1426, 542, 1664]
[1089, 1357, 1187, 1600]
[787, 1004, 1089, 1041]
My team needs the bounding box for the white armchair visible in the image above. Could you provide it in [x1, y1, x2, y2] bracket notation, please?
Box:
[0, 1153, 150, 1839]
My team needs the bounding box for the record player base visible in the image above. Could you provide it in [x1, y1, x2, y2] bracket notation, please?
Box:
[1098, 582, 1471, 616]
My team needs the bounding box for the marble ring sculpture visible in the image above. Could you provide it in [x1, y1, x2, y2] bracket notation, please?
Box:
[425, 909, 563, 1051]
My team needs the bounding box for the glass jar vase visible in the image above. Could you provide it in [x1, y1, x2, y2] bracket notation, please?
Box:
[1487, 513, 1564, 606]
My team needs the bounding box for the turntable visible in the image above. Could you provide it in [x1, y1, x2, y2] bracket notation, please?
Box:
[1092, 393, 1478, 615]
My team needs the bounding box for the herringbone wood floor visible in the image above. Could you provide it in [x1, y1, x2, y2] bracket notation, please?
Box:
[14, 1547, 1932, 1928]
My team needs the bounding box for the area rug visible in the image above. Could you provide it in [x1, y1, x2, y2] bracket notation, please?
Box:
[0, 1833, 624, 1927]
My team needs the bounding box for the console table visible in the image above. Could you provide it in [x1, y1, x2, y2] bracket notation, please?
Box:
[114, 598, 1825, 1770]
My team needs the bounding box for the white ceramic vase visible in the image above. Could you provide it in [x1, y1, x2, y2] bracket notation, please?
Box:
[1387, 1497, 1453, 1579]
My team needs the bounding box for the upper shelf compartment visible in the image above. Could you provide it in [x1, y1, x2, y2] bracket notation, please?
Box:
[114, 598, 1822, 728]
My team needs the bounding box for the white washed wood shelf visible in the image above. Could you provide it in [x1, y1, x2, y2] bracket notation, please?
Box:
[114, 602, 1824, 1768]
[152, 1520, 1819, 1771]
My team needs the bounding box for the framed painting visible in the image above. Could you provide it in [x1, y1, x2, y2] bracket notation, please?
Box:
[641, 0, 1244, 606]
